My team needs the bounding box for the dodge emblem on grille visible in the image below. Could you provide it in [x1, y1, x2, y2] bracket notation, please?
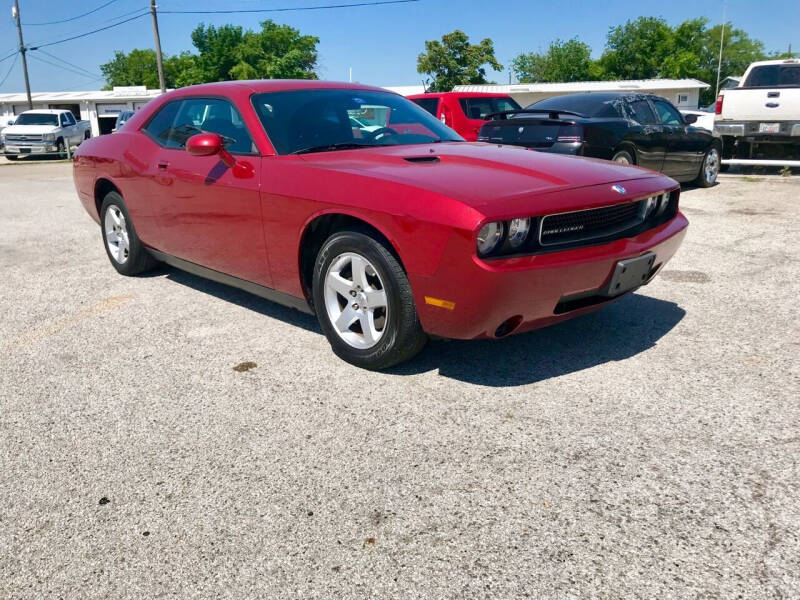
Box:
[611, 185, 626, 194]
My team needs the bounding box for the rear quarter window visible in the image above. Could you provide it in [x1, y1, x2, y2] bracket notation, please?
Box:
[411, 98, 439, 116]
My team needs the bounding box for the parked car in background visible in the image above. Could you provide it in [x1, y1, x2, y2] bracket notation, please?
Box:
[408, 92, 521, 140]
[73, 80, 687, 369]
[680, 105, 715, 132]
[112, 110, 136, 133]
[479, 92, 721, 187]
[2, 109, 91, 159]
[715, 58, 800, 160]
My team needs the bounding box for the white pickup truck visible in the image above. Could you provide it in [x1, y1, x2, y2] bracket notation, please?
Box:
[715, 59, 800, 161]
[1, 109, 91, 160]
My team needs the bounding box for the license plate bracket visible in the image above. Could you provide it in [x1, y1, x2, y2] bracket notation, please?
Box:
[601, 253, 656, 297]
[759, 122, 780, 134]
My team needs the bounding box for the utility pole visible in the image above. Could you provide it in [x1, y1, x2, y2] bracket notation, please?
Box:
[715, 3, 727, 98]
[150, 0, 166, 93]
[12, 0, 33, 109]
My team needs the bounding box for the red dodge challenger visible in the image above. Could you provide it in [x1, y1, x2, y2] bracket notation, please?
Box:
[72, 80, 688, 369]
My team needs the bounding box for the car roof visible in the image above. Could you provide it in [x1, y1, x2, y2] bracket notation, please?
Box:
[407, 92, 513, 99]
[170, 79, 395, 96]
[19, 109, 68, 115]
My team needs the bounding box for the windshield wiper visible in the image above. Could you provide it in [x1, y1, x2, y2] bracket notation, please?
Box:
[291, 142, 375, 155]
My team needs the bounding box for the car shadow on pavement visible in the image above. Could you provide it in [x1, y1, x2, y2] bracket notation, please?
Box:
[162, 266, 684, 386]
[391, 293, 686, 386]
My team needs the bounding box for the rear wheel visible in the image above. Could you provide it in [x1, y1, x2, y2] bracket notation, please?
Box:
[5, 155, 18, 161]
[694, 147, 720, 187]
[312, 230, 427, 369]
[100, 191, 157, 275]
[611, 149, 635, 165]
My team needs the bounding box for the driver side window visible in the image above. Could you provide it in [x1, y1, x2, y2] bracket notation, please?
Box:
[652, 99, 684, 126]
[143, 97, 256, 154]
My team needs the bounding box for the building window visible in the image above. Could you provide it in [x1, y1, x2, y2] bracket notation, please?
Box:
[677, 94, 689, 104]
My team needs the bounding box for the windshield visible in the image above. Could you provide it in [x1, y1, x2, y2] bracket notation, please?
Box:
[251, 89, 463, 155]
[459, 97, 521, 119]
[14, 113, 59, 126]
[744, 64, 800, 87]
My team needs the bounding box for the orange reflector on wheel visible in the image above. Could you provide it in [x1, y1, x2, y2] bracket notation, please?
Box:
[424, 296, 455, 310]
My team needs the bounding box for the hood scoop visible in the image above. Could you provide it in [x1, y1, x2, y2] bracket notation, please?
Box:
[404, 155, 440, 164]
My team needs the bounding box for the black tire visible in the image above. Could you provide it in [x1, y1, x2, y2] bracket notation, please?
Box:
[5, 155, 18, 161]
[611, 149, 635, 165]
[312, 229, 427, 369]
[693, 146, 720, 188]
[56, 138, 65, 158]
[99, 191, 157, 276]
[84, 131, 91, 140]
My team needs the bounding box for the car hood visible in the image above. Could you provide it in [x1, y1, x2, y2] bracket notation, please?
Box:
[298, 142, 662, 208]
[3, 125, 59, 135]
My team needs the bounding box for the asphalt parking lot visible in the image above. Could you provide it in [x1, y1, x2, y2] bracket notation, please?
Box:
[1, 160, 798, 599]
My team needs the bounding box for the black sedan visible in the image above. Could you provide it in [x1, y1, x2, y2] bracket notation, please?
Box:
[478, 92, 721, 187]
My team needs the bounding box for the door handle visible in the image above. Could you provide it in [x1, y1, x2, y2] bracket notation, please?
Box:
[157, 161, 169, 170]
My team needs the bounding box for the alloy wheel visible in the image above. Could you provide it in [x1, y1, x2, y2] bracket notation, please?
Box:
[104, 204, 130, 264]
[323, 252, 388, 350]
[705, 148, 720, 184]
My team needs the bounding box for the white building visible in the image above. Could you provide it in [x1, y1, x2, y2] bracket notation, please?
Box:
[452, 79, 710, 108]
[0, 86, 164, 137]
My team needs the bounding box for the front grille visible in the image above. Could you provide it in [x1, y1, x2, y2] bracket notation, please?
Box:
[539, 201, 643, 247]
[4, 134, 44, 142]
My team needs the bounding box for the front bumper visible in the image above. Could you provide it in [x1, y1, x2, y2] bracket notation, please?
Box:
[3, 142, 59, 155]
[411, 212, 688, 339]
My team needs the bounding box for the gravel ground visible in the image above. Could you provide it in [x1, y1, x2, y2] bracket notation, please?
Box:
[1, 162, 798, 599]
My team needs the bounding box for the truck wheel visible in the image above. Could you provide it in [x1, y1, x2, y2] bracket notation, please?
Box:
[84, 131, 91, 140]
[694, 147, 720, 187]
[100, 191, 157, 276]
[6, 155, 18, 161]
[312, 229, 427, 370]
[55, 138, 65, 158]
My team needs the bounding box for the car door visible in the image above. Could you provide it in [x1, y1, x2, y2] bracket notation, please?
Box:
[140, 96, 271, 287]
[622, 98, 666, 172]
[59, 113, 74, 145]
[651, 98, 704, 180]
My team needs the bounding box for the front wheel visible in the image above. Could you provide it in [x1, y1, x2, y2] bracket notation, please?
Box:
[694, 146, 720, 187]
[100, 191, 157, 275]
[312, 230, 427, 369]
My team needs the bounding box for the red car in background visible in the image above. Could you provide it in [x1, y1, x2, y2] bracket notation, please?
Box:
[73, 80, 688, 369]
[407, 91, 521, 140]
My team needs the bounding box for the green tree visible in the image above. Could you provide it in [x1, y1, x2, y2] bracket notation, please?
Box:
[512, 38, 598, 83]
[100, 49, 163, 89]
[417, 30, 502, 92]
[232, 21, 319, 80]
[100, 20, 318, 89]
[598, 17, 675, 80]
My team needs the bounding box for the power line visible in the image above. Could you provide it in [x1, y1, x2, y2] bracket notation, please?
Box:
[0, 51, 19, 64]
[160, 0, 420, 14]
[30, 49, 102, 79]
[29, 11, 150, 49]
[23, 0, 124, 26]
[0, 52, 19, 87]
[37, 49, 101, 78]
[28, 53, 102, 80]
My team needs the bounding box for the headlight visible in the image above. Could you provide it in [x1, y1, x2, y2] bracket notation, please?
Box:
[640, 195, 658, 219]
[507, 218, 531, 248]
[477, 221, 504, 256]
[43, 133, 55, 141]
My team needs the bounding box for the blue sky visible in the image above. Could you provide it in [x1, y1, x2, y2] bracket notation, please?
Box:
[1, 0, 797, 93]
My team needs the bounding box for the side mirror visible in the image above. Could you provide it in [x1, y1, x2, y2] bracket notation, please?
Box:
[683, 113, 698, 125]
[7, 119, 14, 126]
[186, 132, 235, 167]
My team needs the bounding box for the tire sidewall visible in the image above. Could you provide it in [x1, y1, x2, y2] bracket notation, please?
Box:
[100, 192, 144, 275]
[612, 149, 634, 165]
[312, 231, 413, 368]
